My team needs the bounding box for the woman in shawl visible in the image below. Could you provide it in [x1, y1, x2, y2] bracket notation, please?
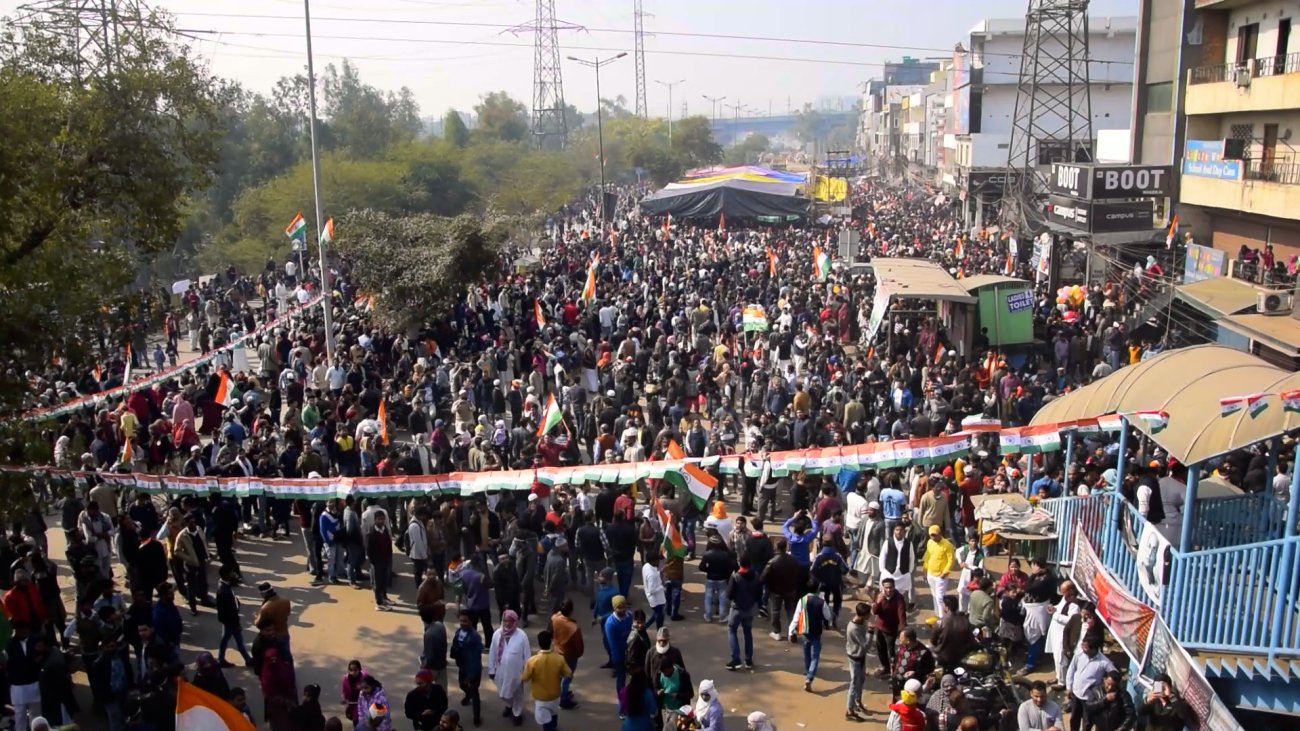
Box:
[487, 609, 531, 725]
[355, 675, 393, 731]
[259, 648, 298, 731]
[340, 660, 367, 725]
[619, 669, 658, 731]
[692, 679, 724, 731]
[191, 652, 231, 700]
[746, 711, 777, 731]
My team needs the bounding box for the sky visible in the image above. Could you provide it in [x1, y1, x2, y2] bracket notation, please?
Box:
[3, 0, 1138, 118]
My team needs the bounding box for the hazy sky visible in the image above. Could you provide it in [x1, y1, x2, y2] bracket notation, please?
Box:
[4, 0, 1138, 117]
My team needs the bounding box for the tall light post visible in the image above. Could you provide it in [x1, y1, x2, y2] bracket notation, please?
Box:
[568, 52, 627, 223]
[726, 102, 748, 147]
[655, 79, 686, 144]
[702, 94, 726, 141]
[302, 0, 334, 360]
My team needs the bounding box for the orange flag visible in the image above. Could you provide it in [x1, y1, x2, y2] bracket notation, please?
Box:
[377, 400, 389, 445]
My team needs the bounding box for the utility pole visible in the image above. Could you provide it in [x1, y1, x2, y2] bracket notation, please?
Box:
[508, 0, 584, 150]
[303, 0, 335, 360]
[655, 79, 685, 144]
[632, 0, 648, 118]
[569, 53, 627, 222]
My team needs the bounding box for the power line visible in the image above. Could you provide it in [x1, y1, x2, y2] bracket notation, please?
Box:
[170, 28, 901, 68]
[164, 10, 1136, 65]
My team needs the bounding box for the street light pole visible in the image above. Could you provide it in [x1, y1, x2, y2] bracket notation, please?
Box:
[655, 79, 686, 144]
[303, 0, 334, 361]
[569, 53, 627, 224]
[702, 94, 726, 142]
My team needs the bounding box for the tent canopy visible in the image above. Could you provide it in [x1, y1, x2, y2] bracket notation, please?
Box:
[870, 258, 976, 304]
[1174, 278, 1261, 317]
[959, 274, 1028, 293]
[1029, 345, 1300, 465]
[639, 176, 809, 219]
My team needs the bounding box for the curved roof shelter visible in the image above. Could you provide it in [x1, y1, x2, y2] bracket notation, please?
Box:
[1029, 344, 1300, 465]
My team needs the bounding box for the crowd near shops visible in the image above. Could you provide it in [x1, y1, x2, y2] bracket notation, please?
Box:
[1, 179, 1253, 731]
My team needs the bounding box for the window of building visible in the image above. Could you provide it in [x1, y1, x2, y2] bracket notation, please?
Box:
[1230, 123, 1254, 140]
[1144, 82, 1173, 113]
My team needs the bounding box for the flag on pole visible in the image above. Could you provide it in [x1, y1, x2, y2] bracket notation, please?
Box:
[176, 677, 257, 731]
[766, 248, 778, 277]
[121, 437, 133, 465]
[534, 300, 547, 330]
[1097, 413, 1125, 432]
[813, 246, 831, 282]
[718, 212, 726, 232]
[742, 305, 769, 332]
[664, 463, 718, 510]
[214, 370, 236, 408]
[954, 239, 964, 259]
[537, 394, 564, 437]
[94, 364, 103, 383]
[665, 439, 686, 460]
[1165, 214, 1179, 249]
[320, 217, 335, 246]
[653, 498, 687, 558]
[662, 214, 671, 237]
[580, 255, 599, 305]
[377, 400, 389, 444]
[1004, 253, 1014, 275]
[934, 342, 946, 365]
[285, 212, 307, 242]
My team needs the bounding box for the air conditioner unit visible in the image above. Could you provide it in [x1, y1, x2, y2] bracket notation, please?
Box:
[1235, 65, 1253, 88]
[1258, 290, 1294, 315]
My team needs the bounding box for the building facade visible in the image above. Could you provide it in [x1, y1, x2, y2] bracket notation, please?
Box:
[1180, 0, 1300, 274]
[951, 16, 1138, 229]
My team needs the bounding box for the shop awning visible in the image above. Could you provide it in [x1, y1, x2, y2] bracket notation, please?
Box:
[870, 258, 976, 304]
[959, 274, 1027, 293]
[1030, 345, 1300, 466]
[1174, 278, 1261, 317]
[1217, 313, 1300, 355]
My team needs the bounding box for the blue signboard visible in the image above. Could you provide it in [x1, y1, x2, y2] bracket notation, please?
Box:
[1182, 140, 1242, 181]
[1183, 243, 1227, 284]
[1006, 290, 1035, 313]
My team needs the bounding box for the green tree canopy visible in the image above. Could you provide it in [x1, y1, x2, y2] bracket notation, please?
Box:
[726, 133, 771, 165]
[443, 108, 470, 147]
[474, 91, 529, 143]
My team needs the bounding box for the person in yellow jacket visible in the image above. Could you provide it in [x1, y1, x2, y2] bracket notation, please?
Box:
[922, 525, 957, 620]
[520, 629, 572, 730]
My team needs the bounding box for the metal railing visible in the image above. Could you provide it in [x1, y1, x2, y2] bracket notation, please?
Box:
[1244, 158, 1300, 185]
[1191, 491, 1288, 550]
[1165, 536, 1300, 655]
[1188, 53, 1300, 85]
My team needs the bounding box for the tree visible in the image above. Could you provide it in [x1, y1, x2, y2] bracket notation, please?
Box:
[793, 105, 823, 144]
[321, 59, 420, 158]
[669, 116, 723, 167]
[474, 91, 529, 144]
[334, 209, 514, 328]
[726, 133, 770, 165]
[443, 108, 470, 147]
[0, 12, 227, 408]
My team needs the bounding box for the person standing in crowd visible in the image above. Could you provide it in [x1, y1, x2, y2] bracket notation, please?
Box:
[1064, 636, 1114, 731]
[843, 602, 870, 722]
[788, 586, 833, 693]
[604, 595, 634, 692]
[367, 510, 396, 611]
[922, 525, 956, 619]
[520, 629, 572, 731]
[488, 610, 530, 726]
[548, 599, 583, 710]
[215, 564, 252, 667]
[1018, 680, 1064, 731]
[450, 610, 484, 728]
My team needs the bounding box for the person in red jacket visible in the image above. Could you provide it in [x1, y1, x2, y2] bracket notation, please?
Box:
[887, 678, 927, 731]
[3, 569, 47, 629]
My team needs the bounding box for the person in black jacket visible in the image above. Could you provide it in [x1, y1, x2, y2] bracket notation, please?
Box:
[1088, 670, 1136, 731]
[725, 565, 762, 670]
[366, 510, 395, 610]
[216, 565, 252, 667]
[603, 513, 639, 598]
[405, 669, 449, 731]
[191, 651, 232, 700]
[90, 633, 135, 731]
[698, 535, 736, 623]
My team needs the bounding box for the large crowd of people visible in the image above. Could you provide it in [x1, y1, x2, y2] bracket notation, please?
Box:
[3, 179, 1258, 731]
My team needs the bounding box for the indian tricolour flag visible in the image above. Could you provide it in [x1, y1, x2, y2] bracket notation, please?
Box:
[999, 425, 1062, 454]
[1220, 394, 1265, 417]
[320, 217, 335, 245]
[536, 394, 563, 437]
[534, 300, 547, 329]
[766, 248, 778, 276]
[214, 370, 236, 407]
[176, 677, 256, 731]
[960, 414, 1001, 433]
[665, 463, 717, 510]
[285, 212, 307, 241]
[1097, 414, 1124, 432]
[1130, 410, 1169, 433]
[580, 254, 599, 305]
[653, 497, 687, 558]
[1282, 389, 1300, 413]
[665, 439, 686, 460]
[742, 305, 769, 332]
[813, 246, 831, 282]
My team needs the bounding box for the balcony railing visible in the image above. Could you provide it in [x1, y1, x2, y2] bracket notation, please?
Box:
[1189, 52, 1300, 85]
[1244, 158, 1300, 185]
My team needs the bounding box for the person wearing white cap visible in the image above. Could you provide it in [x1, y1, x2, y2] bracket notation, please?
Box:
[746, 710, 777, 731]
[852, 501, 887, 591]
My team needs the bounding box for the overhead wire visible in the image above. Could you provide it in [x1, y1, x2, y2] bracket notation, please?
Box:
[166, 10, 1135, 66]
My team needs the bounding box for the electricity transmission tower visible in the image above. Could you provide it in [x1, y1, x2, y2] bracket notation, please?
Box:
[18, 0, 150, 81]
[633, 0, 648, 118]
[508, 0, 582, 150]
[999, 0, 1094, 233]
